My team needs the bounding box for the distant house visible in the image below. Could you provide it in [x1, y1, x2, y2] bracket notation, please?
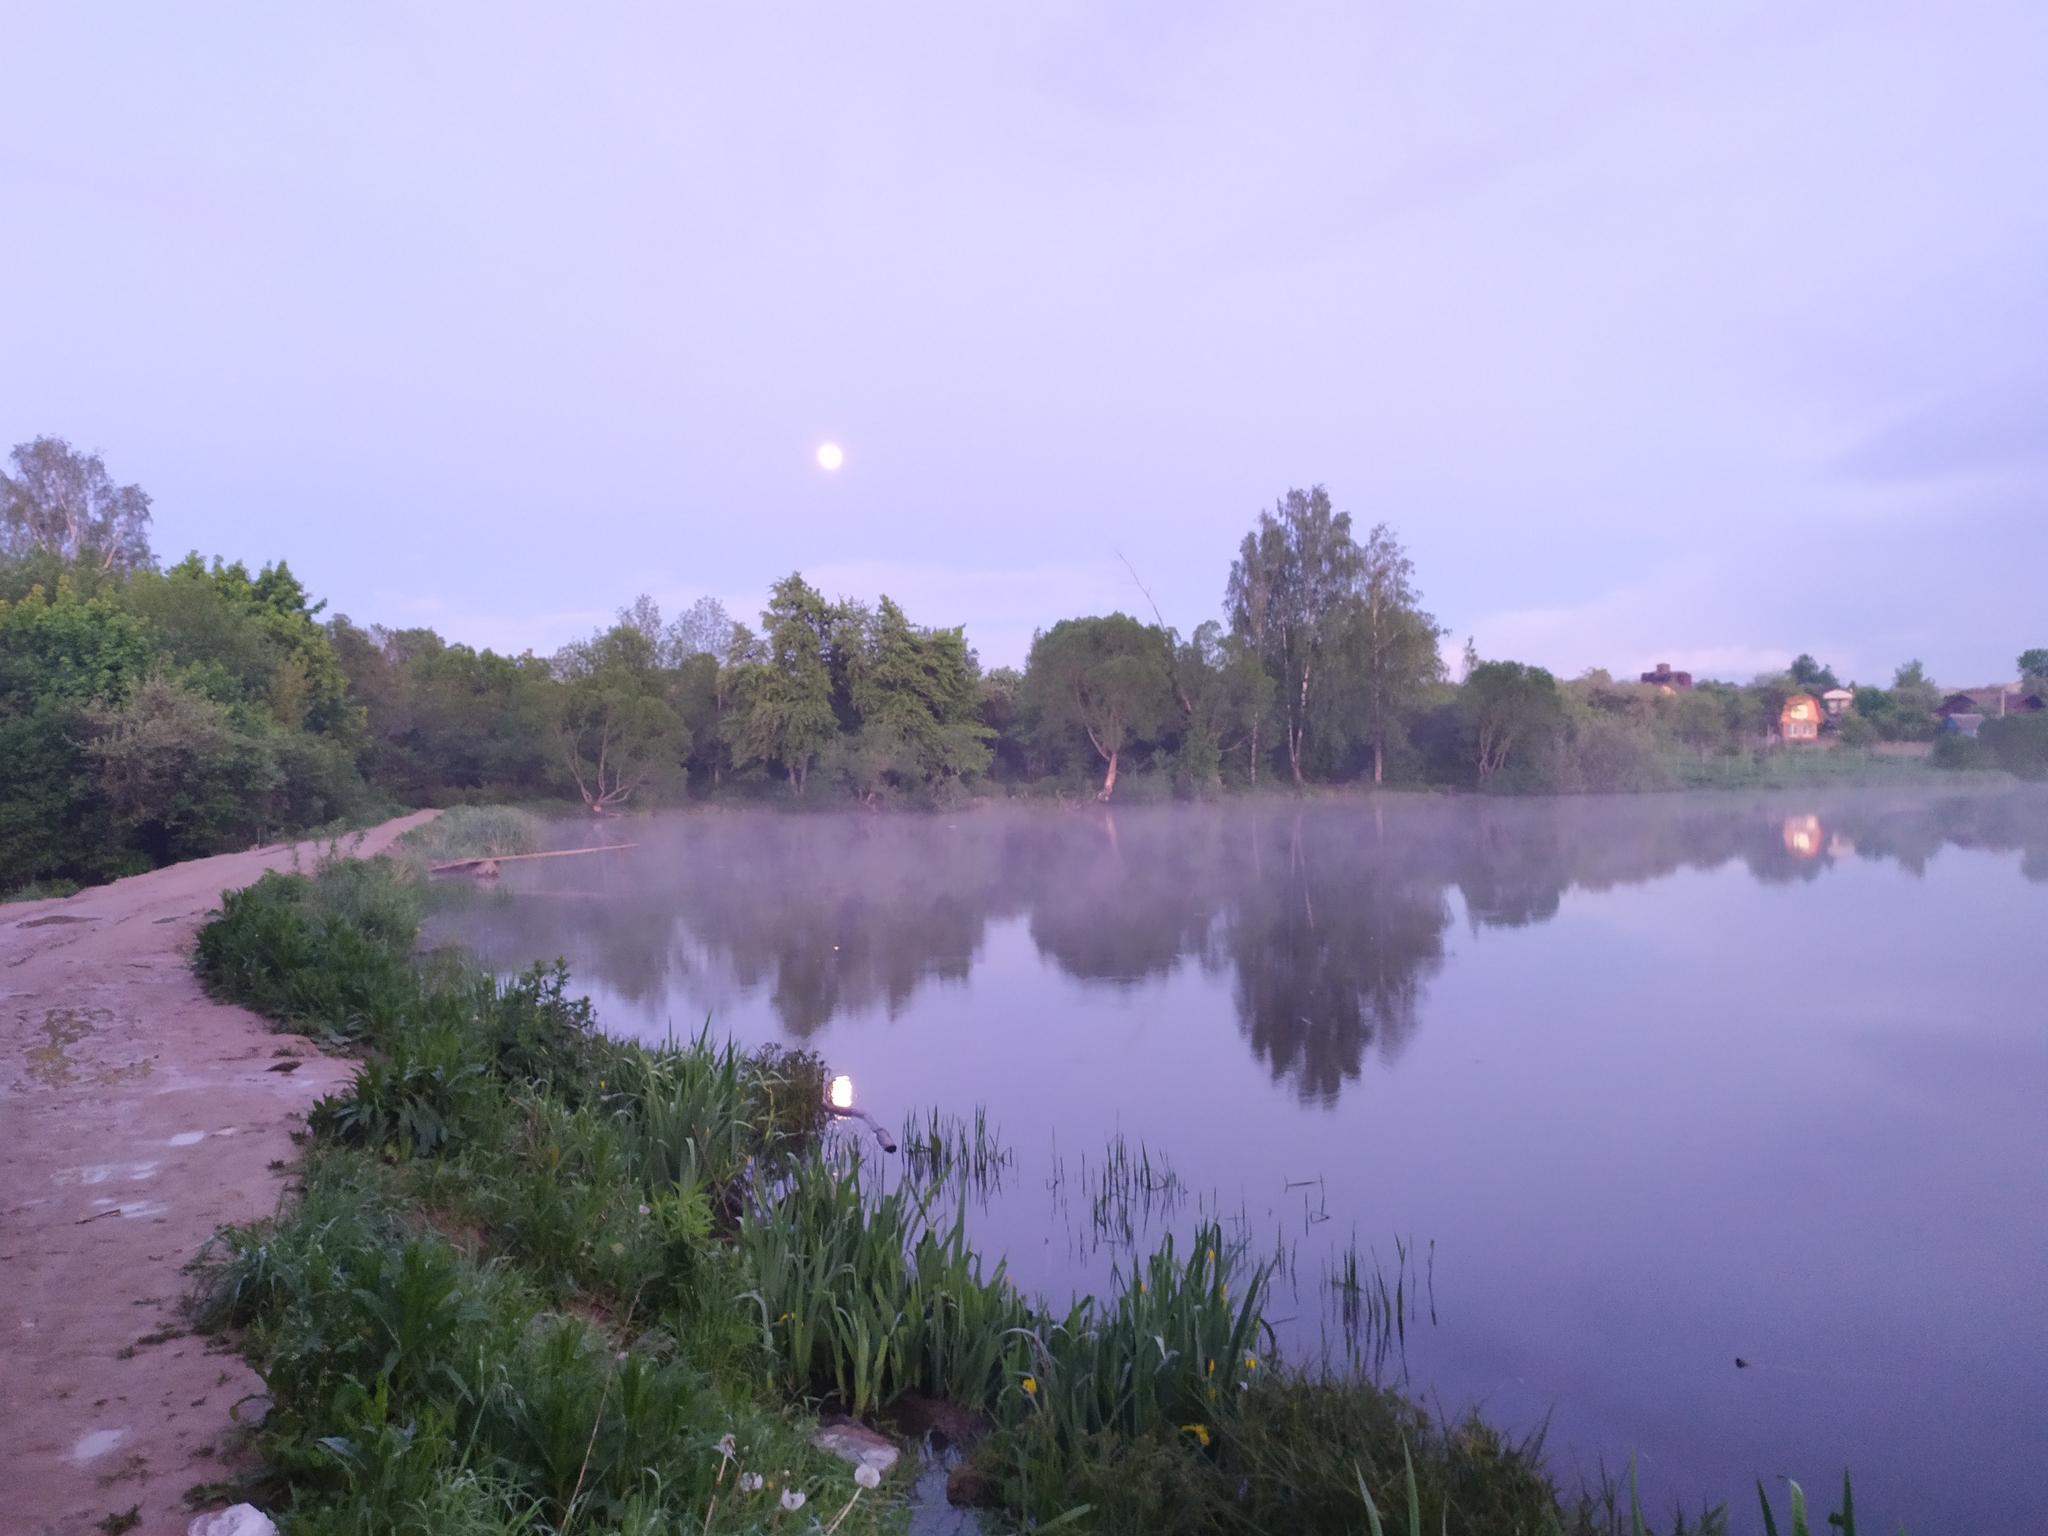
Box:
[1961, 686, 2047, 716]
[1640, 663, 1693, 690]
[1942, 713, 1986, 739]
[1821, 687, 1854, 718]
[1780, 694, 1823, 742]
[1935, 693, 1981, 719]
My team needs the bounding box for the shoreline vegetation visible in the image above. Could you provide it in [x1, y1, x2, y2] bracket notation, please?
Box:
[188, 844, 1806, 1536]
[5, 436, 2045, 899]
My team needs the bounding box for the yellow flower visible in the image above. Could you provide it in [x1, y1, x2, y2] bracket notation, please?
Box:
[1021, 1376, 1037, 1395]
[1244, 1353, 1258, 1370]
[1181, 1423, 1210, 1446]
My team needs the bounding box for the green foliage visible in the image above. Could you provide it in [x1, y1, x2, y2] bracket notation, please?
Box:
[551, 622, 687, 813]
[81, 676, 284, 862]
[1, 470, 379, 890]
[1460, 655, 1564, 789]
[0, 436, 154, 574]
[835, 596, 992, 800]
[1021, 613, 1175, 799]
[731, 573, 843, 792]
[1788, 654, 1839, 693]
[330, 619, 556, 804]
[1976, 713, 2048, 779]
[1227, 486, 1365, 785]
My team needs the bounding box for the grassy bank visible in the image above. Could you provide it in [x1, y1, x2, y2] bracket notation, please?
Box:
[189, 852, 1739, 1535]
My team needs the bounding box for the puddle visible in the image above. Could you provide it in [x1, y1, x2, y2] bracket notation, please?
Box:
[71, 1428, 126, 1462]
[907, 1439, 981, 1536]
[14, 1007, 148, 1090]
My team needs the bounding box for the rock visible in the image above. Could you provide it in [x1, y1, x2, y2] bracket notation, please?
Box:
[189, 1507, 279, 1536]
[811, 1419, 899, 1478]
[946, 1461, 1000, 1507]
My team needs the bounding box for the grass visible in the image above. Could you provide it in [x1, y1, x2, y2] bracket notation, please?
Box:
[185, 852, 1885, 1535]
[398, 805, 548, 864]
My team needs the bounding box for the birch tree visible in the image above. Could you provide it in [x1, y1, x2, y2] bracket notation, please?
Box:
[1226, 487, 1361, 785]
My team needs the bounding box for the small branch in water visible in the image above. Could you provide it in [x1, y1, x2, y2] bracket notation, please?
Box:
[825, 1105, 897, 1153]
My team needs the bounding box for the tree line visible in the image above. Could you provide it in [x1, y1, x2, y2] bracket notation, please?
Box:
[5, 435, 2044, 893]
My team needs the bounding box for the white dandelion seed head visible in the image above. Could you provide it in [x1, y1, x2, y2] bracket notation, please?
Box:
[855, 1463, 882, 1488]
[781, 1488, 807, 1510]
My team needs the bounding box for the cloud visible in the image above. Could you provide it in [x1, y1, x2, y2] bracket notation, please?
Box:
[1834, 365, 2048, 483]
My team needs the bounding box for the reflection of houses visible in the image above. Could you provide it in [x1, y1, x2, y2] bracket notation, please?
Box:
[1780, 694, 1823, 742]
[1821, 687, 1854, 718]
[1782, 814, 1822, 856]
[1640, 662, 1693, 690]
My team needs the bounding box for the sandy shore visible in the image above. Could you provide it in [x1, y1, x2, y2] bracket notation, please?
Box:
[1, 813, 438, 1536]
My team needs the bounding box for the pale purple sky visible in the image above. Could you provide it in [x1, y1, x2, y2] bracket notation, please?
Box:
[3, 4, 2043, 682]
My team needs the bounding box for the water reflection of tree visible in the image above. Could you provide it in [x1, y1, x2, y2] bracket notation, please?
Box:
[1222, 815, 1446, 1103]
[436, 785, 2048, 1098]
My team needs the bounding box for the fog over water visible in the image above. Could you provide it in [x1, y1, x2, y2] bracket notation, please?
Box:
[429, 787, 2048, 1534]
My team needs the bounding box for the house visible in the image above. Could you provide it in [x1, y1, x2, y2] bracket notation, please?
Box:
[1640, 663, 1693, 690]
[1960, 686, 2047, 716]
[1780, 694, 1823, 742]
[1941, 713, 1985, 739]
[1935, 693, 1980, 718]
[1821, 687, 1854, 718]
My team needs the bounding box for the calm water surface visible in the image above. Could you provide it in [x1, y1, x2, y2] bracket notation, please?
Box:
[428, 787, 2048, 1533]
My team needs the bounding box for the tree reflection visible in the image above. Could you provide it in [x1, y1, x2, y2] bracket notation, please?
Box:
[428, 785, 2048, 1101]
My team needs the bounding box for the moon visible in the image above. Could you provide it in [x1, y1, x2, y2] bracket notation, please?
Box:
[816, 442, 844, 471]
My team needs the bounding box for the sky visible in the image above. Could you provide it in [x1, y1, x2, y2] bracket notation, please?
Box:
[2, 3, 2044, 683]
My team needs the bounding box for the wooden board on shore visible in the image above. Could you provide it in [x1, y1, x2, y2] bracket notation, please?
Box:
[429, 843, 636, 876]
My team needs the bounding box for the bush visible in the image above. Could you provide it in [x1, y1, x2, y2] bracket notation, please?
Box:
[1979, 714, 2048, 779]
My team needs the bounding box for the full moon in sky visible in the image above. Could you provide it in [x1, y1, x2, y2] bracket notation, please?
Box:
[816, 442, 844, 471]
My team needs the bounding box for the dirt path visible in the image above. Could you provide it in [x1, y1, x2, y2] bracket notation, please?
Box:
[1, 813, 439, 1536]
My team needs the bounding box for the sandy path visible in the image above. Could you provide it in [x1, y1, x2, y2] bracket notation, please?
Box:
[1, 813, 439, 1536]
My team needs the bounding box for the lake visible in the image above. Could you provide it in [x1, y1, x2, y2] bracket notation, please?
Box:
[426, 786, 2048, 1534]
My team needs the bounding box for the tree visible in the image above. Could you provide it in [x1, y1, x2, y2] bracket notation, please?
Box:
[840, 596, 991, 799]
[1460, 650, 1563, 788]
[2018, 648, 2048, 685]
[552, 624, 685, 813]
[1789, 653, 1840, 692]
[1, 437, 154, 574]
[732, 574, 843, 793]
[1671, 686, 1732, 761]
[1021, 614, 1174, 799]
[1226, 487, 1362, 784]
[1172, 621, 1273, 793]
[0, 578, 158, 885]
[1349, 523, 1445, 784]
[81, 676, 280, 862]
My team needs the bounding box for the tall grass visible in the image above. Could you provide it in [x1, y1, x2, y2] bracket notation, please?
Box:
[398, 805, 546, 863]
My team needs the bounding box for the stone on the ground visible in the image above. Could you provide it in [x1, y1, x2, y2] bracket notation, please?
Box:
[188, 1505, 279, 1536]
[811, 1419, 900, 1477]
